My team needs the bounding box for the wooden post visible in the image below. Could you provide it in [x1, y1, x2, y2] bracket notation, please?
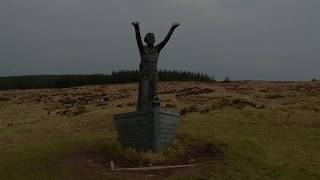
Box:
[110, 161, 115, 170]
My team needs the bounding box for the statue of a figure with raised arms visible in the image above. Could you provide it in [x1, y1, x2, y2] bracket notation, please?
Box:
[114, 22, 181, 152]
[131, 21, 180, 111]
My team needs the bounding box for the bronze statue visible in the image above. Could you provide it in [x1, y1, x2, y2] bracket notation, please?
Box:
[131, 21, 180, 111]
[114, 23, 181, 152]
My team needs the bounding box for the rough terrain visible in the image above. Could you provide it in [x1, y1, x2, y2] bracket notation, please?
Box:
[0, 81, 320, 180]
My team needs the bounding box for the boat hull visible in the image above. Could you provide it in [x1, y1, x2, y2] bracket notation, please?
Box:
[114, 107, 180, 152]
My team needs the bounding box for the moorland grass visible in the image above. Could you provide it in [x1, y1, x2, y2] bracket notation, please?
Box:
[0, 83, 320, 179]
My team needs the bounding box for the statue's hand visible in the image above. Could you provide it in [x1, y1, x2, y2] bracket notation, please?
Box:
[171, 22, 180, 29]
[131, 21, 140, 28]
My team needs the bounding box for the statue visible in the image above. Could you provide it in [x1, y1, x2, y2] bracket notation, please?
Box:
[131, 21, 180, 111]
[114, 22, 181, 152]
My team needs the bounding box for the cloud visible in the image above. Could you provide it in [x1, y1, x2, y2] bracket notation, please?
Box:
[1, 0, 319, 80]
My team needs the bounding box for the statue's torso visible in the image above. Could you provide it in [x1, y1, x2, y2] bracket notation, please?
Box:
[140, 46, 159, 72]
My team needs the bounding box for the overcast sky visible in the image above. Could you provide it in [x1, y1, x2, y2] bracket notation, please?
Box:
[1, 0, 319, 80]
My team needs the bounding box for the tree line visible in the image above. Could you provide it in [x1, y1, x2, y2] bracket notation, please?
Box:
[0, 70, 215, 90]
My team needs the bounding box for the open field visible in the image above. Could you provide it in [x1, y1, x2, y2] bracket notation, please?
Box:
[0, 81, 320, 180]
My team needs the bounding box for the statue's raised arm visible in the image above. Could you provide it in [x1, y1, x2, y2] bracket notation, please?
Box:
[156, 22, 180, 52]
[131, 21, 144, 54]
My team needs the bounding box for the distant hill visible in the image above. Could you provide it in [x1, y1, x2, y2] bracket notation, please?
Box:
[0, 70, 215, 90]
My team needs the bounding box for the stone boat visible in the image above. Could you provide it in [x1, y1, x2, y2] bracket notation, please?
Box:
[114, 106, 180, 152]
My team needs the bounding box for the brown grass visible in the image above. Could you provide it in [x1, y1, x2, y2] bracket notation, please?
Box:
[0, 81, 320, 179]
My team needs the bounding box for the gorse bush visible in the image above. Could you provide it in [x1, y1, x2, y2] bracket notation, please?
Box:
[223, 76, 231, 83]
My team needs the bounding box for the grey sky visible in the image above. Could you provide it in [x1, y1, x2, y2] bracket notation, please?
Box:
[1, 0, 319, 80]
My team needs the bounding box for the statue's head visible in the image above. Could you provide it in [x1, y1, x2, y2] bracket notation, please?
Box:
[144, 33, 155, 46]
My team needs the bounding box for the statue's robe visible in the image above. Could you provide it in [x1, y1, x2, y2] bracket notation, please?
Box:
[137, 46, 159, 111]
